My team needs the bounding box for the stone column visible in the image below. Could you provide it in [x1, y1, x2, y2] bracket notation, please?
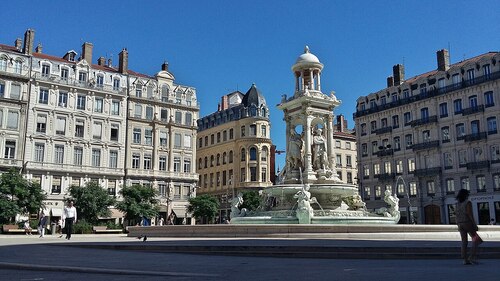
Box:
[303, 113, 315, 181]
[295, 73, 299, 92]
[317, 71, 321, 91]
[310, 69, 314, 90]
[300, 71, 304, 91]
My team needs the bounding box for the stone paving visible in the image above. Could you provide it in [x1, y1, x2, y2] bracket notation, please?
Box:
[0, 233, 499, 280]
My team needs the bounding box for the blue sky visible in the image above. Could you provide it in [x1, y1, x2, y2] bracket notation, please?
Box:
[1, 0, 499, 168]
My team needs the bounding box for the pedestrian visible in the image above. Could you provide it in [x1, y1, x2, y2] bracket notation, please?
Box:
[158, 217, 164, 226]
[37, 211, 48, 238]
[23, 220, 32, 235]
[489, 218, 496, 225]
[455, 189, 483, 265]
[62, 200, 77, 240]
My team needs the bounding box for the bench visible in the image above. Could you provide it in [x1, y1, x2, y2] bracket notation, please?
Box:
[92, 226, 123, 234]
[2, 225, 38, 234]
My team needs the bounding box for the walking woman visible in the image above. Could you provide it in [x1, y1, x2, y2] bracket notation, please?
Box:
[455, 189, 482, 264]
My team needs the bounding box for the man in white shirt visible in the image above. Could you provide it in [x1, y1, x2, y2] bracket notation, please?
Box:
[62, 200, 77, 240]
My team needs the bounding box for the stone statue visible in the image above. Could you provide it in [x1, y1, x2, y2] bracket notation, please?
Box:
[383, 190, 400, 220]
[287, 129, 303, 171]
[230, 192, 247, 219]
[312, 128, 329, 170]
[294, 184, 317, 224]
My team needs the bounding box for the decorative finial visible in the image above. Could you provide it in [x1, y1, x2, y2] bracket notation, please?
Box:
[304, 46, 310, 53]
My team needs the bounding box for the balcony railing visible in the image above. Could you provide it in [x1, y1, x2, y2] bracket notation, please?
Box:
[25, 162, 125, 175]
[411, 140, 440, 151]
[464, 132, 487, 142]
[374, 126, 393, 135]
[466, 161, 490, 170]
[376, 149, 394, 157]
[0, 158, 23, 167]
[0, 65, 30, 79]
[414, 167, 442, 177]
[354, 70, 500, 118]
[33, 73, 126, 94]
[409, 115, 438, 127]
[462, 105, 485, 116]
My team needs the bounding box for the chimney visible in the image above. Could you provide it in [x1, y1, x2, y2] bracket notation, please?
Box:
[118, 48, 128, 74]
[97, 56, 106, 66]
[336, 115, 346, 132]
[14, 38, 22, 50]
[221, 95, 229, 110]
[161, 61, 169, 71]
[437, 49, 450, 71]
[107, 58, 112, 67]
[393, 64, 405, 85]
[387, 76, 394, 88]
[35, 43, 43, 53]
[23, 29, 35, 55]
[81, 42, 93, 65]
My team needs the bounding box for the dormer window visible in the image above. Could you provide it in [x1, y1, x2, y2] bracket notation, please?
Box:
[68, 52, 75, 62]
[41, 63, 50, 77]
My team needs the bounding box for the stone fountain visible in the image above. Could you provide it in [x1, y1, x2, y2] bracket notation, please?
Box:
[231, 46, 400, 225]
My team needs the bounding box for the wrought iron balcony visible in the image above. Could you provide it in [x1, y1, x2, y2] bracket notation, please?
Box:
[411, 140, 440, 151]
[374, 172, 396, 181]
[464, 132, 487, 142]
[354, 70, 500, 118]
[414, 167, 442, 177]
[462, 105, 485, 116]
[374, 126, 393, 135]
[376, 149, 394, 157]
[409, 115, 438, 127]
[466, 161, 490, 170]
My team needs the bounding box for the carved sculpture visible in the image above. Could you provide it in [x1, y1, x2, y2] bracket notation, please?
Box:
[230, 192, 247, 219]
[286, 128, 304, 171]
[294, 184, 317, 224]
[312, 128, 329, 170]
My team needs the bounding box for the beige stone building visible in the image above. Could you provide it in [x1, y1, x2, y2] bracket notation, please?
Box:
[354, 49, 500, 225]
[333, 115, 357, 185]
[196, 85, 273, 222]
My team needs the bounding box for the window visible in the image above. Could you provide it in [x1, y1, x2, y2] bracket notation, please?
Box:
[392, 115, 399, 128]
[403, 112, 411, 125]
[369, 99, 376, 109]
[159, 131, 167, 146]
[250, 167, 257, 181]
[408, 158, 415, 172]
[92, 149, 101, 167]
[375, 186, 381, 199]
[135, 84, 142, 97]
[471, 120, 479, 135]
[229, 151, 233, 163]
[370, 120, 377, 132]
[467, 69, 474, 82]
[223, 131, 227, 142]
[75, 119, 84, 137]
[52, 177, 61, 194]
[405, 134, 413, 148]
[60, 68, 69, 80]
[444, 152, 453, 168]
[94, 98, 103, 113]
[441, 126, 450, 142]
[74, 147, 83, 165]
[175, 111, 182, 124]
[249, 124, 257, 136]
[261, 125, 267, 137]
[174, 133, 181, 148]
[461, 177, 470, 190]
[159, 156, 167, 171]
[78, 71, 87, 82]
[34, 143, 44, 162]
[409, 182, 417, 197]
[483, 64, 491, 78]
[111, 100, 120, 115]
[174, 157, 181, 172]
[109, 150, 118, 168]
[241, 126, 245, 137]
[4, 141, 16, 159]
[184, 135, 191, 148]
[184, 158, 191, 173]
[217, 132, 221, 143]
[363, 165, 370, 177]
[96, 75, 104, 87]
[494, 174, 500, 190]
[456, 123, 465, 139]
[335, 140, 341, 148]
[446, 179, 455, 194]
[427, 181, 435, 195]
[384, 161, 391, 174]
[361, 143, 367, 156]
[113, 78, 120, 90]
[134, 104, 142, 118]
[364, 187, 371, 200]
[346, 142, 351, 150]
[229, 128, 234, 139]
[56, 116, 66, 135]
[36, 114, 47, 133]
[145, 129, 153, 146]
[396, 160, 403, 174]
[210, 134, 214, 145]
[143, 154, 152, 170]
[477, 175, 486, 192]
[458, 150, 467, 166]
[336, 154, 342, 167]
[241, 148, 246, 161]
[133, 128, 141, 144]
[261, 147, 268, 161]
[491, 146, 500, 162]
[487, 117, 497, 134]
[0, 82, 4, 98]
[0, 58, 6, 71]
[371, 141, 378, 154]
[373, 163, 380, 175]
[41, 64, 50, 77]
[454, 99, 462, 114]
[146, 107, 153, 120]
[7, 111, 19, 129]
[93, 122, 102, 139]
[403, 89, 410, 99]
[10, 84, 20, 99]
[423, 130, 431, 142]
[58, 92, 68, 107]
[419, 84, 427, 95]
[361, 124, 366, 135]
[76, 95, 86, 110]
[438, 78, 445, 89]
[39, 89, 49, 104]
[485, 91, 494, 107]
[185, 113, 192, 126]
[132, 154, 140, 169]
[420, 107, 429, 120]
[13, 60, 21, 74]
[452, 73, 460, 86]
[380, 96, 386, 105]
[249, 147, 257, 161]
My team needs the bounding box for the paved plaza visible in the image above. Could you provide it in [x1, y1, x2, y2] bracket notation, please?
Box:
[1, 233, 499, 281]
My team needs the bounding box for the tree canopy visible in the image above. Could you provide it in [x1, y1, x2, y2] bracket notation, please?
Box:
[187, 194, 219, 223]
[240, 190, 261, 211]
[68, 181, 115, 225]
[116, 184, 159, 224]
[0, 168, 46, 224]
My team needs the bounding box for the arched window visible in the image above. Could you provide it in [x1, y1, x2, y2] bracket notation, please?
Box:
[204, 157, 208, 168]
[229, 151, 233, 163]
[250, 106, 257, 116]
[198, 158, 203, 169]
[223, 152, 227, 164]
[210, 155, 215, 167]
[261, 107, 267, 117]
[261, 147, 268, 162]
[216, 154, 221, 166]
[250, 147, 257, 161]
[241, 148, 246, 161]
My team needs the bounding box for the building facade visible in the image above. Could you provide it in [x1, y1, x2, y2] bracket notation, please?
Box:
[333, 115, 357, 185]
[196, 85, 273, 222]
[354, 49, 500, 225]
[0, 29, 198, 225]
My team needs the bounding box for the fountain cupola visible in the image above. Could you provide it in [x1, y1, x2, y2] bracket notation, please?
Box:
[292, 46, 324, 95]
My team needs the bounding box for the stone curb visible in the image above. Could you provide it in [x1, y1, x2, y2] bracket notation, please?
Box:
[0, 262, 219, 278]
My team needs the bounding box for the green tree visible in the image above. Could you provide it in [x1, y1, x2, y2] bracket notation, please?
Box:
[0, 168, 46, 224]
[240, 190, 261, 211]
[116, 184, 159, 225]
[187, 194, 219, 224]
[68, 182, 115, 225]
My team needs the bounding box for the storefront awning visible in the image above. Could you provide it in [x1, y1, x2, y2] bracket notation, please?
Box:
[50, 208, 63, 217]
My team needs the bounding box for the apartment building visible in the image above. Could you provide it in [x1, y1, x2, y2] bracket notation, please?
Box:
[354, 49, 500, 225]
[196, 84, 273, 221]
[333, 115, 357, 185]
